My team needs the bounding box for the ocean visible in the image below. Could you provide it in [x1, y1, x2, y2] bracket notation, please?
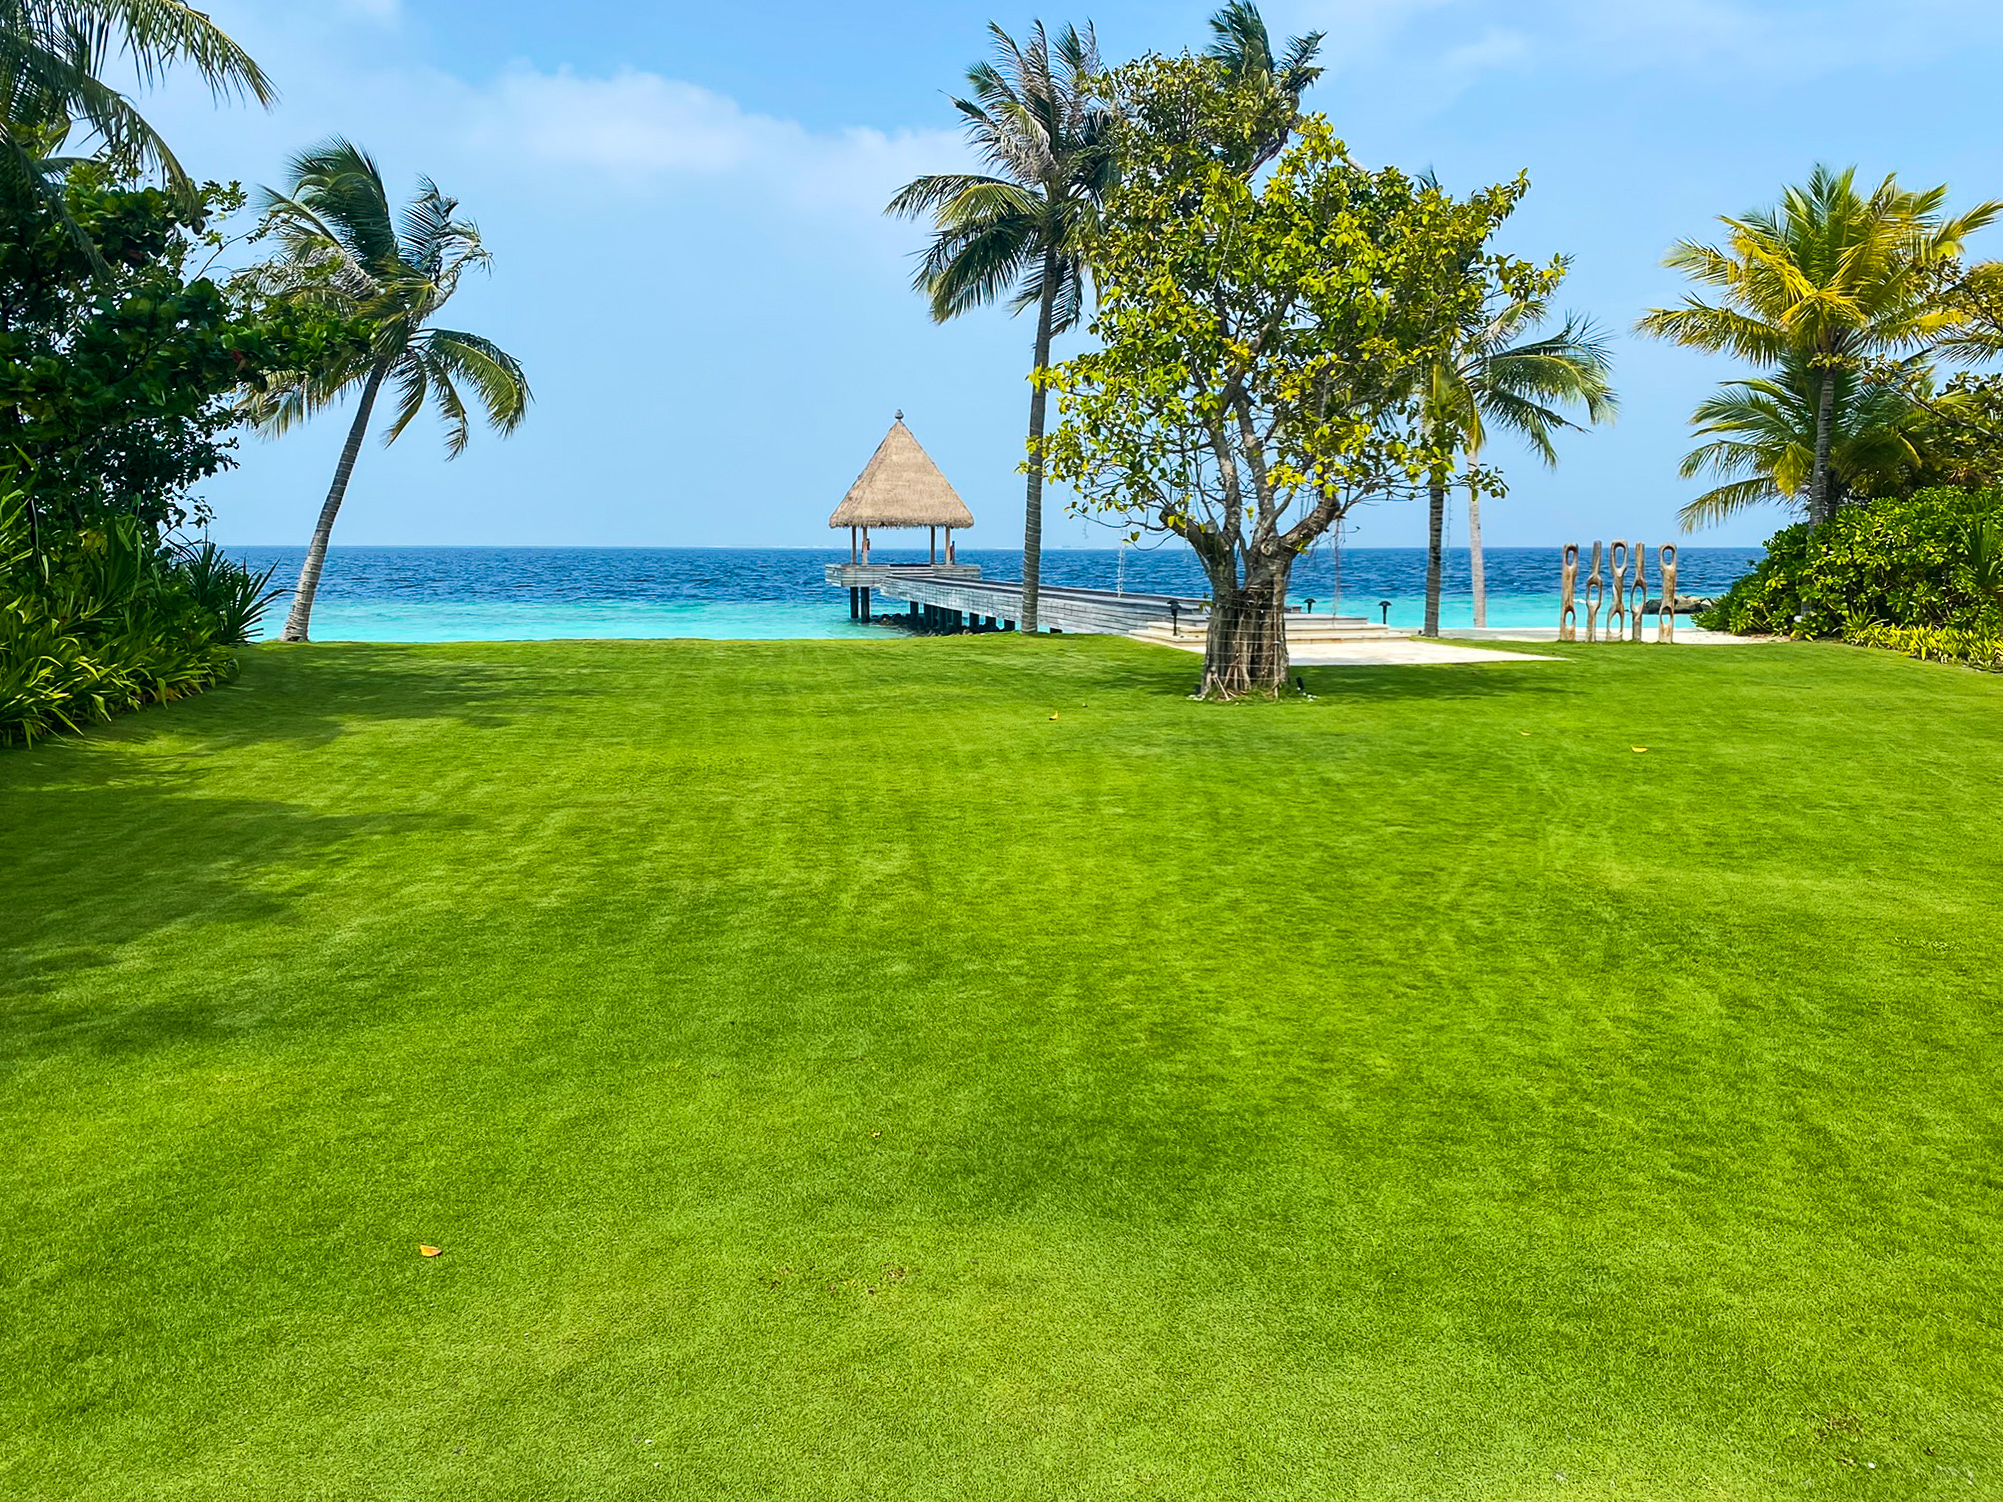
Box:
[226, 545, 1762, 642]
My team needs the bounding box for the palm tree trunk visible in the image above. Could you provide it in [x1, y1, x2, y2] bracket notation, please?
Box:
[281, 362, 388, 643]
[1809, 365, 1837, 525]
[1021, 249, 1060, 635]
[1423, 469, 1446, 638]
[1467, 477, 1486, 628]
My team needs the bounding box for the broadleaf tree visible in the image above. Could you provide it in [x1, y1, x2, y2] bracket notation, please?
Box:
[1042, 55, 1559, 698]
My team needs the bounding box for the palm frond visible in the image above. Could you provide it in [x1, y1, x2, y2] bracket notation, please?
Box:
[418, 328, 530, 438]
[922, 217, 1038, 322]
[1678, 478, 1784, 531]
[262, 137, 398, 274]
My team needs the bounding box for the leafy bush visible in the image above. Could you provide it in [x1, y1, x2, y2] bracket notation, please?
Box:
[0, 496, 275, 746]
[1698, 487, 2003, 641]
[1843, 622, 2003, 668]
[176, 539, 282, 646]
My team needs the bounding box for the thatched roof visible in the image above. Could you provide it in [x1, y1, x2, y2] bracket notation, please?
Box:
[829, 414, 975, 530]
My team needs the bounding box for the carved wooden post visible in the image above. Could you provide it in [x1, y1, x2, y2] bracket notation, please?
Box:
[1585, 540, 1604, 642]
[1559, 543, 1580, 641]
[1630, 542, 1647, 643]
[1658, 544, 1679, 643]
[1608, 540, 1629, 639]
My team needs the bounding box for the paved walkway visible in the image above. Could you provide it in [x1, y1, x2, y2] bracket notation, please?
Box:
[1142, 635, 1557, 666]
[1445, 626, 1774, 646]
[1138, 625, 1785, 667]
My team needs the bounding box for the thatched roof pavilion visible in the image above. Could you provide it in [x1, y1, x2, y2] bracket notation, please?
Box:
[831, 412, 973, 564]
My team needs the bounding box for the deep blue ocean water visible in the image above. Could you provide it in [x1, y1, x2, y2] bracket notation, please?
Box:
[228, 545, 1761, 642]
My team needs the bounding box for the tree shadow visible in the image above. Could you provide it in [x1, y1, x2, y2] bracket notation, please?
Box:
[0, 758, 449, 1062]
[108, 643, 602, 752]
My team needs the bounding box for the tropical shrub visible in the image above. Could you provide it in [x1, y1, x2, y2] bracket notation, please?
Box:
[1699, 488, 2003, 659]
[176, 539, 282, 646]
[1843, 621, 2003, 667]
[0, 496, 275, 746]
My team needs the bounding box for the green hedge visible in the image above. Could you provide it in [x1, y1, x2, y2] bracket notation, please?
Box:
[1699, 488, 2003, 667]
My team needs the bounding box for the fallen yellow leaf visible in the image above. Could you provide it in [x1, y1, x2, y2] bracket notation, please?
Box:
[1631, 747, 1650, 753]
[419, 1245, 443, 1257]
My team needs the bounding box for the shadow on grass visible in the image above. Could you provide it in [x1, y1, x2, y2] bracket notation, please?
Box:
[0, 760, 445, 1058]
[106, 643, 606, 752]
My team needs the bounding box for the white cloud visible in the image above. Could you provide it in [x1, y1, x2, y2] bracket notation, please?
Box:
[464, 64, 966, 219]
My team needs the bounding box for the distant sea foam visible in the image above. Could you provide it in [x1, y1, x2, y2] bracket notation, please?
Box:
[225, 545, 1761, 643]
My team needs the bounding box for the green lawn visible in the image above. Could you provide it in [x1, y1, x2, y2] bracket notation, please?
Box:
[2, 635, 1999, 1499]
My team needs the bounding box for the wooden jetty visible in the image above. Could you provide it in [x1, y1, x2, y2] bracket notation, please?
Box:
[826, 413, 1394, 641]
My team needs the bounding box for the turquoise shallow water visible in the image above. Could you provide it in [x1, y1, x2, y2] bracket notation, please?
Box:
[229, 546, 1759, 642]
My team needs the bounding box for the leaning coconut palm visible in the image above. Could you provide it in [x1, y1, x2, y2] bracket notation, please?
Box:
[1639, 165, 2001, 526]
[1204, 0, 1324, 170]
[249, 139, 529, 642]
[886, 21, 1114, 634]
[1420, 292, 1616, 634]
[1675, 351, 1929, 530]
[0, 0, 270, 235]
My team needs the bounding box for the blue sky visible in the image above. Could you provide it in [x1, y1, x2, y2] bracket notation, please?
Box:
[145, 0, 2003, 550]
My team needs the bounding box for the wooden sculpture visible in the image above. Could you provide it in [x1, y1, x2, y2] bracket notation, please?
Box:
[1630, 542, 1648, 642]
[1658, 543, 1679, 643]
[1608, 540, 1629, 639]
[1584, 540, 1604, 642]
[1559, 543, 1580, 641]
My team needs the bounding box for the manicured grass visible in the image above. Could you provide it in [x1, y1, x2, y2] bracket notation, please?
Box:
[2, 635, 1999, 1499]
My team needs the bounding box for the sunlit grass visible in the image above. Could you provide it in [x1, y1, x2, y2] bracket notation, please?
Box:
[2, 635, 1997, 1499]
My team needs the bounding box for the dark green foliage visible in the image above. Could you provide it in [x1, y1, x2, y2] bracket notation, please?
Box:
[174, 538, 281, 646]
[0, 165, 363, 539]
[0, 496, 277, 745]
[1700, 487, 2003, 656]
[0, 164, 353, 741]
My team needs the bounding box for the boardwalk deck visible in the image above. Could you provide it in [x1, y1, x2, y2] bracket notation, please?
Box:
[827, 564, 1399, 641]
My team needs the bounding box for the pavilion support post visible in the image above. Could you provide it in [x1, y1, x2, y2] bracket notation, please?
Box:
[945, 527, 953, 564]
[863, 527, 870, 563]
[930, 527, 937, 565]
[850, 527, 858, 564]
[860, 587, 870, 621]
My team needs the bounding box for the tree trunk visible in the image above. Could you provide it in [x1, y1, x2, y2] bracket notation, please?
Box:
[281, 362, 389, 643]
[1021, 249, 1060, 635]
[1199, 553, 1291, 700]
[1809, 364, 1837, 526]
[1467, 478, 1486, 628]
[1423, 469, 1446, 637]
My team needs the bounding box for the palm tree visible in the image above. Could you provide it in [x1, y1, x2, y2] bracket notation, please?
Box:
[249, 139, 530, 642]
[1, 0, 270, 233]
[1204, 1, 1324, 170]
[1638, 165, 2001, 525]
[1674, 351, 1928, 530]
[1420, 295, 1616, 634]
[886, 21, 1114, 634]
